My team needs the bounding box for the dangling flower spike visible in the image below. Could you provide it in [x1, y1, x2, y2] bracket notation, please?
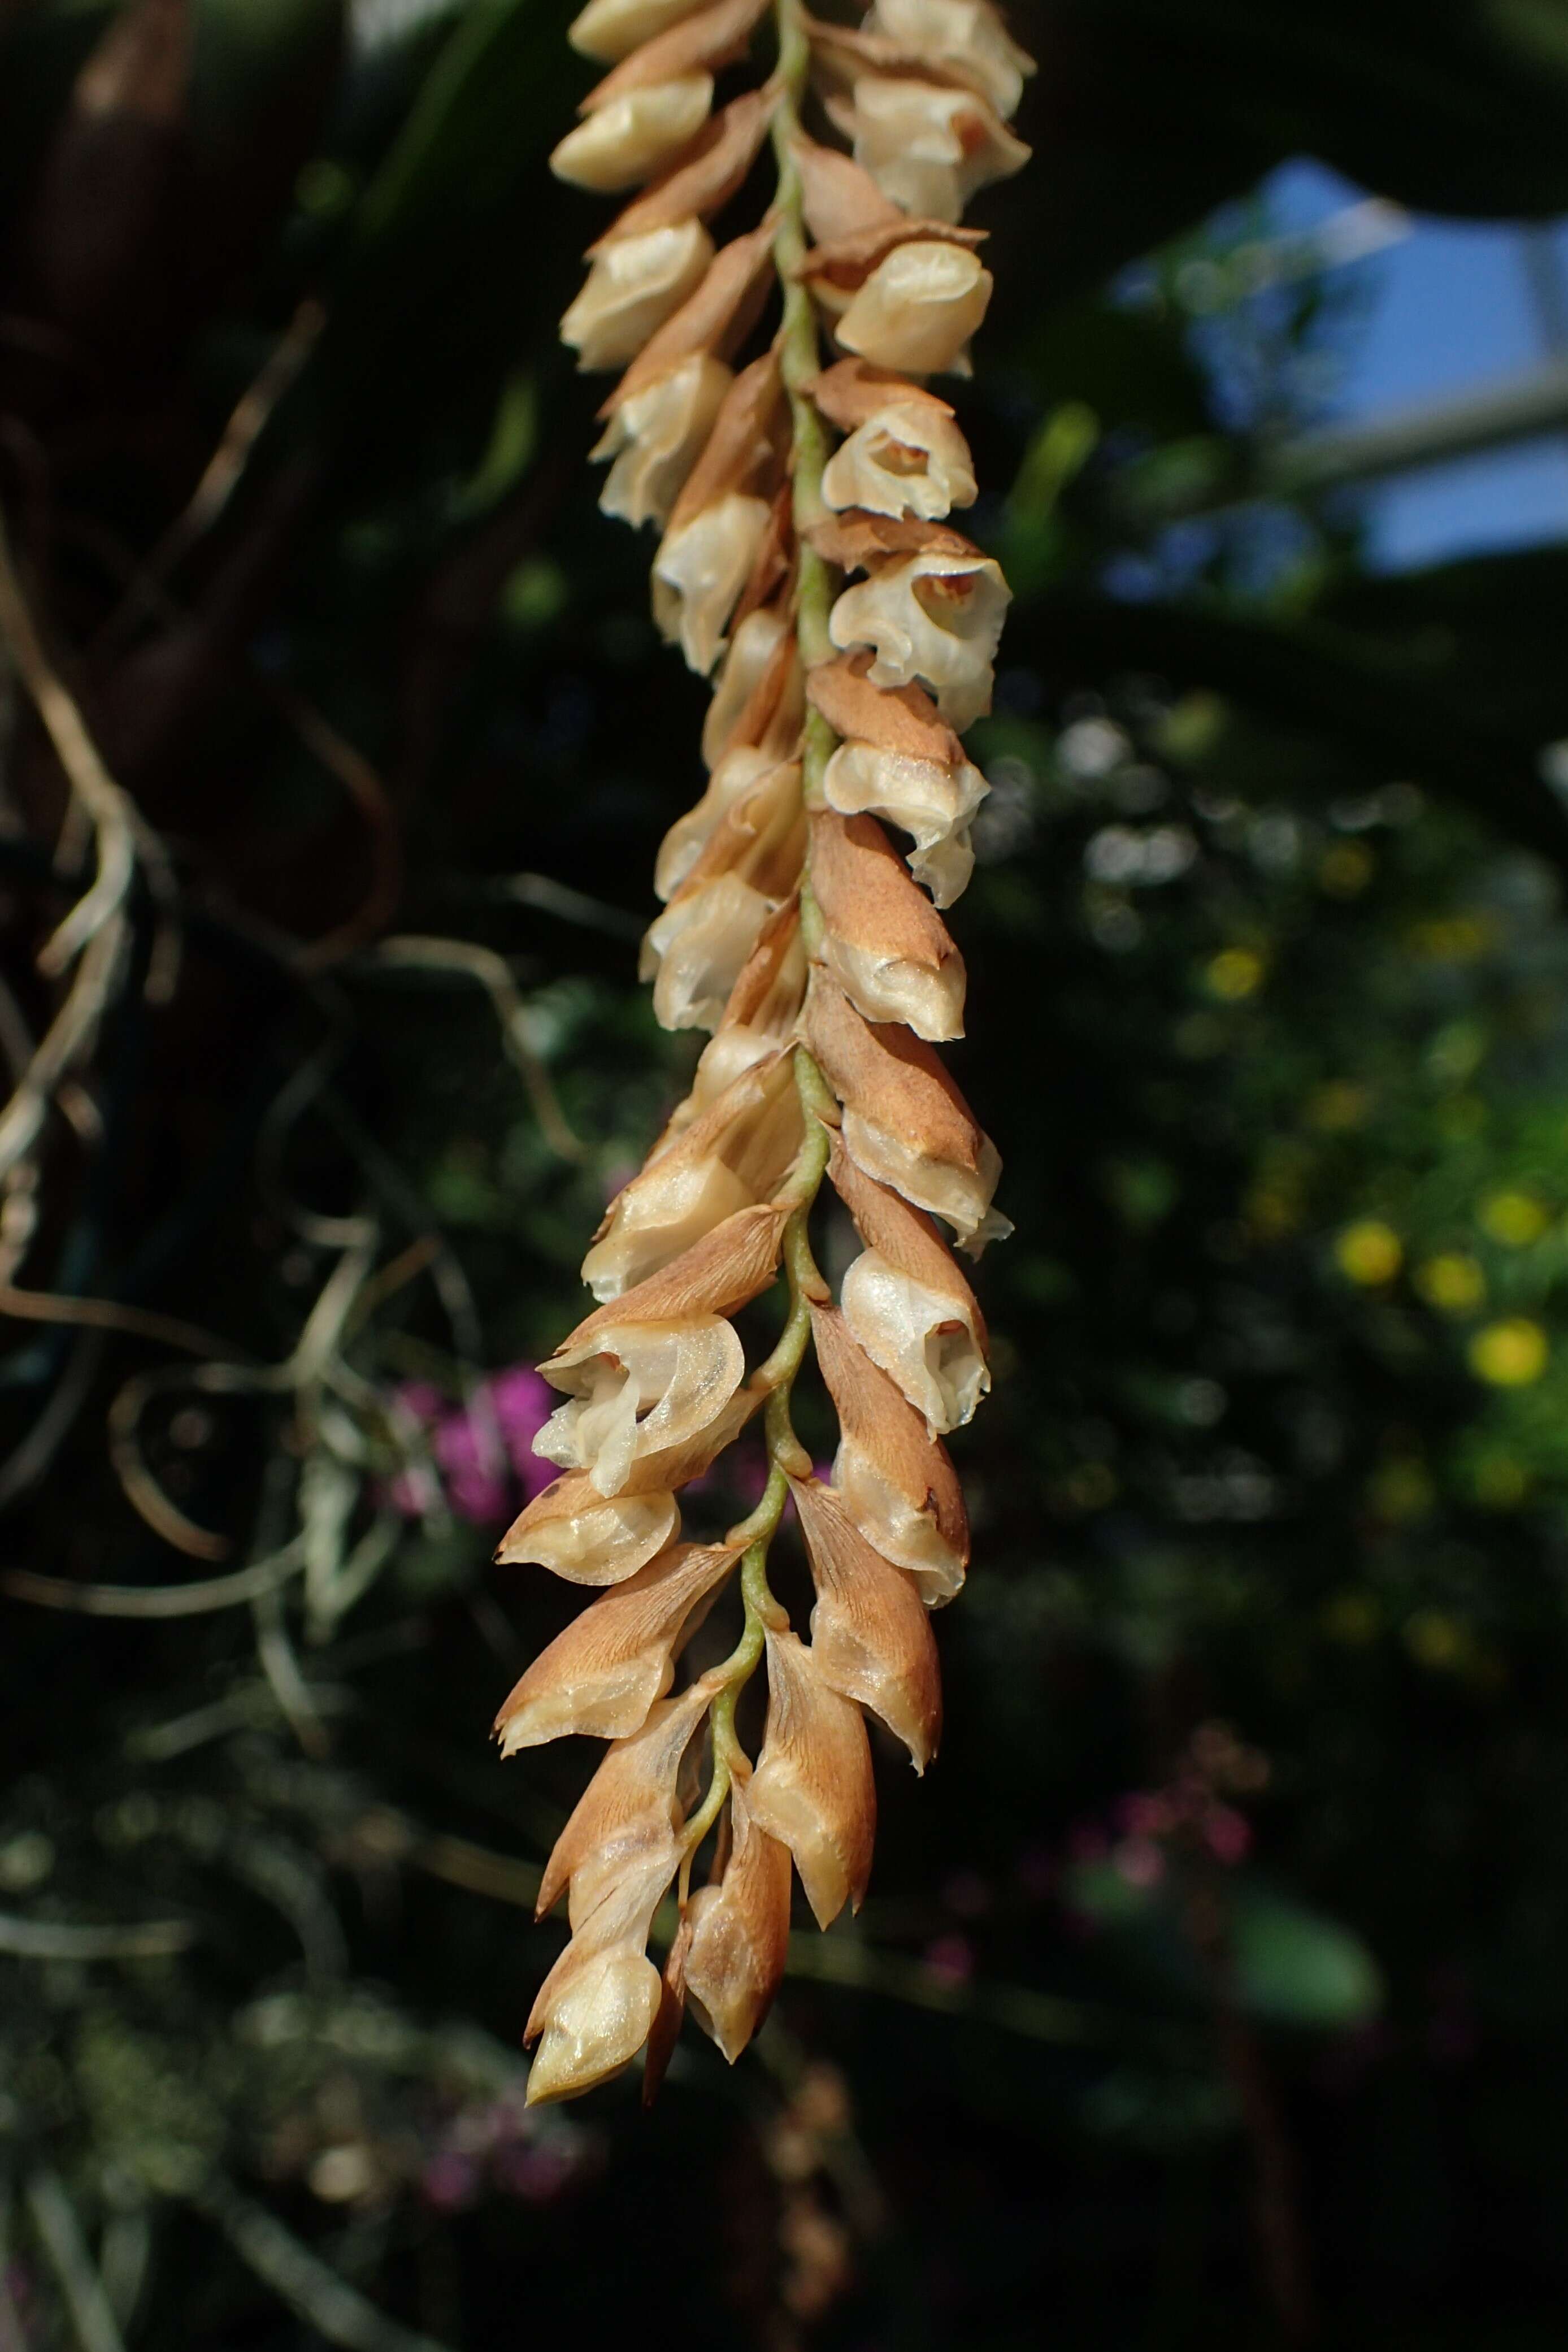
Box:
[502, 0, 1032, 2102]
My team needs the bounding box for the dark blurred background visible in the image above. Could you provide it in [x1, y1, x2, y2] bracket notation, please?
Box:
[5, 1, 1568, 2344]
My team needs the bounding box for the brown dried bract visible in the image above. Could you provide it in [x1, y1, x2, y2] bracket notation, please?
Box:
[731, 479, 796, 631]
[789, 130, 902, 242]
[827, 1131, 989, 1348]
[809, 808, 961, 980]
[582, 0, 771, 110]
[803, 13, 983, 95]
[806, 652, 965, 766]
[807, 357, 957, 432]
[564, 1203, 791, 1344]
[600, 219, 777, 414]
[666, 350, 787, 531]
[805, 973, 987, 1177]
[797, 216, 986, 292]
[806, 511, 981, 571]
[588, 84, 776, 249]
[809, 1297, 969, 1565]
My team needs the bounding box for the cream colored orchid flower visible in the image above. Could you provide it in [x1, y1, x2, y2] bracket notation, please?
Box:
[550, 76, 714, 192]
[829, 548, 1011, 732]
[562, 219, 715, 369]
[821, 398, 978, 520]
[836, 242, 993, 376]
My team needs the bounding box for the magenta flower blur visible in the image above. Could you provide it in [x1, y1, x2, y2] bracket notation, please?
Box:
[390, 1365, 555, 1525]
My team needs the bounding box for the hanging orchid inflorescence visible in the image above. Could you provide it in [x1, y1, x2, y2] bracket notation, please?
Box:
[494, 0, 1032, 2103]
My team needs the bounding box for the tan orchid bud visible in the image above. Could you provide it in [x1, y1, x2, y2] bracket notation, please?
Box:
[527, 1682, 715, 2101]
[828, 1133, 990, 1431]
[836, 241, 992, 376]
[588, 86, 775, 245]
[683, 1765, 793, 2060]
[666, 753, 806, 904]
[581, 0, 770, 110]
[495, 1537, 742, 1751]
[551, 76, 715, 193]
[653, 492, 774, 674]
[665, 350, 787, 533]
[804, 973, 1007, 1251]
[730, 480, 794, 632]
[570, 0, 705, 63]
[822, 400, 978, 522]
[829, 547, 1010, 732]
[701, 602, 794, 767]
[748, 1624, 876, 1925]
[525, 1936, 665, 2104]
[642, 760, 805, 1023]
[642, 870, 779, 1029]
[497, 1473, 680, 1586]
[593, 353, 733, 528]
[790, 131, 902, 243]
[822, 740, 986, 908]
[583, 1047, 804, 1298]
[826, 74, 1029, 223]
[789, 1476, 941, 1770]
[657, 745, 778, 901]
[602, 219, 777, 415]
[537, 1677, 715, 1926]
[562, 219, 715, 370]
[809, 1299, 967, 1602]
[648, 354, 789, 674]
[670, 900, 809, 1121]
[535, 1316, 746, 1496]
[807, 808, 966, 1040]
[866, 0, 1036, 119]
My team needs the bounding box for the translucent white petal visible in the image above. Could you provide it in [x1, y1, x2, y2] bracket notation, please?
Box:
[835, 1433, 965, 1604]
[562, 220, 714, 370]
[593, 354, 733, 530]
[642, 871, 776, 1030]
[570, 0, 707, 62]
[550, 77, 714, 193]
[653, 491, 771, 674]
[654, 744, 777, 901]
[840, 1245, 990, 1432]
[867, 0, 1035, 118]
[844, 76, 1029, 221]
[525, 1943, 663, 2103]
[701, 604, 790, 766]
[821, 401, 978, 520]
[829, 551, 1010, 732]
[823, 741, 987, 908]
[836, 244, 992, 377]
[537, 1318, 746, 1496]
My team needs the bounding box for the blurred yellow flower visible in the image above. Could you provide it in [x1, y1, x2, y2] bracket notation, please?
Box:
[1404, 1610, 1466, 1672]
[1469, 1319, 1548, 1386]
[1321, 1591, 1380, 1646]
[1414, 1252, 1485, 1312]
[1318, 840, 1372, 898]
[1369, 1459, 1433, 1522]
[1335, 1220, 1402, 1286]
[1306, 1080, 1370, 1132]
[1472, 1454, 1530, 1508]
[1205, 948, 1263, 1001]
[1409, 914, 1492, 962]
[1479, 1189, 1549, 1247]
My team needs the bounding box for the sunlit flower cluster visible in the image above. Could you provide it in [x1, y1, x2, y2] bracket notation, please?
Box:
[498, 0, 1032, 2103]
